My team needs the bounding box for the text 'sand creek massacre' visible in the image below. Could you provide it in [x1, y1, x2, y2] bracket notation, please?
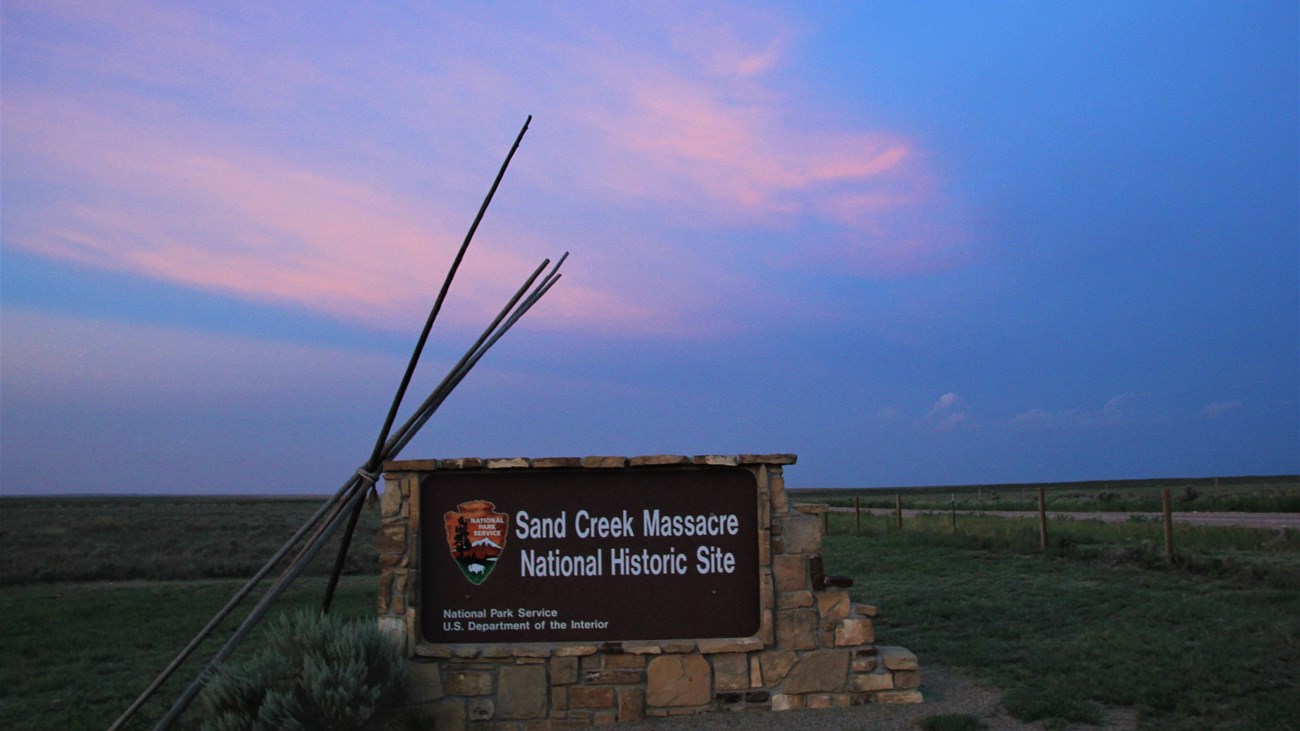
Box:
[420, 468, 760, 643]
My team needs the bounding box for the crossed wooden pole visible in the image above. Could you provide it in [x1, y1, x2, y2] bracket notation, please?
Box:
[109, 116, 564, 731]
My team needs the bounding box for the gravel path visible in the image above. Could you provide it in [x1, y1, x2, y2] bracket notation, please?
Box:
[836, 508, 1300, 530]
[619, 666, 1137, 731]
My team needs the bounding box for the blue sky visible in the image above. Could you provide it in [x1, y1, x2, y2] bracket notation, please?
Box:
[2, 2, 1296, 494]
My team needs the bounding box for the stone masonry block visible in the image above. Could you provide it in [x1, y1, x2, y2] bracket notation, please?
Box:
[376, 571, 393, 613]
[851, 655, 877, 673]
[773, 554, 809, 593]
[407, 661, 443, 704]
[444, 669, 493, 696]
[816, 588, 852, 620]
[696, 638, 762, 654]
[376, 616, 405, 648]
[381, 483, 403, 517]
[377, 524, 406, 558]
[617, 687, 645, 722]
[532, 457, 581, 468]
[604, 653, 646, 669]
[646, 654, 711, 707]
[629, 454, 690, 466]
[779, 649, 849, 694]
[466, 697, 493, 721]
[775, 609, 819, 651]
[876, 689, 924, 704]
[878, 646, 919, 671]
[428, 699, 466, 731]
[583, 668, 642, 684]
[834, 617, 874, 646]
[770, 467, 789, 513]
[569, 686, 615, 709]
[758, 650, 798, 686]
[779, 512, 822, 554]
[498, 665, 548, 719]
[778, 591, 814, 609]
[712, 653, 749, 691]
[555, 645, 599, 657]
[894, 670, 921, 689]
[770, 693, 802, 712]
[806, 694, 833, 709]
[851, 669, 894, 692]
[759, 606, 775, 646]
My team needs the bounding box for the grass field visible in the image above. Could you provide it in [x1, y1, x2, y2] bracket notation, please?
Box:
[3, 493, 1298, 730]
[0, 496, 381, 730]
[795, 474, 1300, 514]
[0, 496, 380, 585]
[824, 513, 1300, 730]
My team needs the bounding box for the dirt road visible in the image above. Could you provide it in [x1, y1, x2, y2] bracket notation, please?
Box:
[835, 507, 1300, 530]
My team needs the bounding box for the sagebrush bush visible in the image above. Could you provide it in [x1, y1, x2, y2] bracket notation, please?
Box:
[199, 610, 410, 731]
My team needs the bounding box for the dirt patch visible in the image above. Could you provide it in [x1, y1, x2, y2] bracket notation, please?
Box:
[618, 666, 1136, 731]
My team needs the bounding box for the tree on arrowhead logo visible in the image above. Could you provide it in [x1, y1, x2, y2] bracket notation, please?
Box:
[444, 500, 508, 585]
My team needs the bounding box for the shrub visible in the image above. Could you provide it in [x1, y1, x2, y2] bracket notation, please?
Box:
[919, 713, 987, 731]
[1002, 685, 1103, 729]
[199, 610, 410, 731]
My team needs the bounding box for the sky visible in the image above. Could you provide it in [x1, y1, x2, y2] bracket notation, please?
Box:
[1, 1, 1296, 495]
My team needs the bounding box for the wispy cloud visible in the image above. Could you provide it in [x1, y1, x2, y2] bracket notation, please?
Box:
[922, 392, 969, 431]
[1201, 400, 1244, 418]
[3, 2, 968, 337]
[1010, 393, 1144, 430]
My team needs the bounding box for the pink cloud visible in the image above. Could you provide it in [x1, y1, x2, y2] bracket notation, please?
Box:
[929, 392, 961, 415]
[3, 88, 553, 330]
[3, 2, 972, 339]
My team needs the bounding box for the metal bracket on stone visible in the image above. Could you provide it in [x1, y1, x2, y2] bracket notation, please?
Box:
[809, 554, 854, 589]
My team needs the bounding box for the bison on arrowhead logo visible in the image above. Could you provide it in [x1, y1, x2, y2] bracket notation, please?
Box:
[444, 500, 508, 585]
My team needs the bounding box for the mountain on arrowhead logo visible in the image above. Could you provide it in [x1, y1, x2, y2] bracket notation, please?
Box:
[444, 500, 508, 585]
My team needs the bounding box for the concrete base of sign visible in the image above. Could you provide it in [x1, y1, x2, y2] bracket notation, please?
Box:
[378, 454, 922, 729]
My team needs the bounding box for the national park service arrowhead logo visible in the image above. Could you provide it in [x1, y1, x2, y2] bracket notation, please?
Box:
[444, 500, 508, 585]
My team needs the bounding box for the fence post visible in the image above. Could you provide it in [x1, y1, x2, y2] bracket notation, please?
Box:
[855, 496, 861, 530]
[895, 493, 903, 529]
[823, 509, 829, 536]
[950, 494, 957, 533]
[1037, 485, 1048, 551]
[1163, 487, 1174, 564]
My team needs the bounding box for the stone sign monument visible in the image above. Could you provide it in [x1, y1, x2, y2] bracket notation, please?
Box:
[378, 454, 921, 728]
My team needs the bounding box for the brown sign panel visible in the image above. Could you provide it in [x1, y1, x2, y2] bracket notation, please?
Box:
[420, 467, 759, 643]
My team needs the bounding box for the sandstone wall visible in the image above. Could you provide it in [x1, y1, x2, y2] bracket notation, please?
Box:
[379, 454, 921, 729]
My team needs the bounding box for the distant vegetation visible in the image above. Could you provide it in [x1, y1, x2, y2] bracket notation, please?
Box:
[795, 474, 1300, 514]
[0, 495, 379, 585]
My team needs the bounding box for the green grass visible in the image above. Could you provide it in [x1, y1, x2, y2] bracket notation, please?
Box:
[825, 526, 1300, 730]
[824, 511, 1300, 589]
[0, 497, 385, 730]
[0, 576, 378, 730]
[796, 474, 1300, 514]
[919, 714, 987, 731]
